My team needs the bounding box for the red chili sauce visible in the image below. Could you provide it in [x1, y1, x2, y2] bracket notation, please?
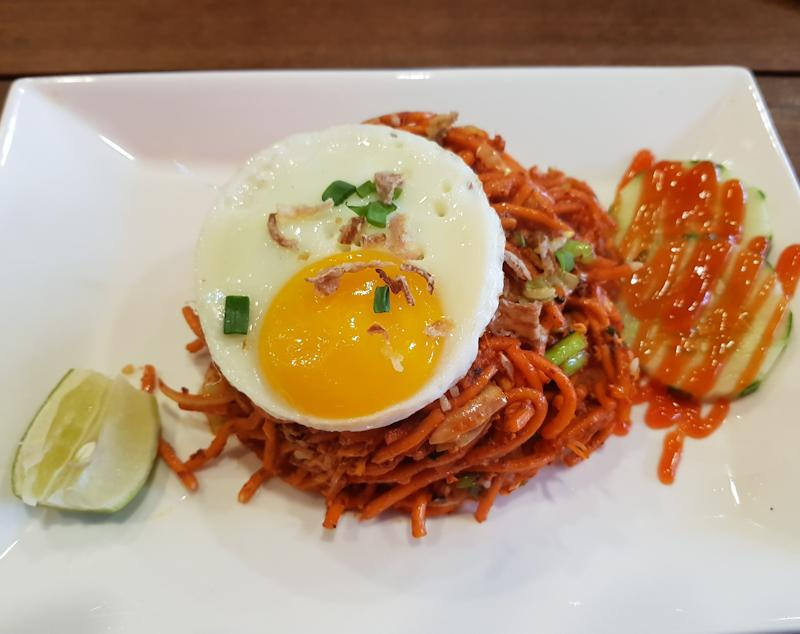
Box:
[617, 150, 800, 483]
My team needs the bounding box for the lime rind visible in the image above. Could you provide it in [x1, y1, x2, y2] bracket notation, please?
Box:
[11, 370, 160, 513]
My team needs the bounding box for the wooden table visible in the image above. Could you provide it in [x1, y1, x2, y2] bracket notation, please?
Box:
[1, 0, 798, 170]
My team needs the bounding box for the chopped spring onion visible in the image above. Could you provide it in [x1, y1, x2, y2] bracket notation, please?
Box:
[322, 180, 357, 205]
[561, 350, 588, 376]
[355, 180, 376, 197]
[545, 332, 588, 367]
[555, 249, 575, 272]
[393, 186, 403, 200]
[558, 270, 580, 291]
[555, 239, 595, 272]
[512, 231, 527, 248]
[223, 295, 250, 334]
[373, 285, 391, 313]
[348, 200, 397, 228]
[523, 278, 556, 301]
[455, 474, 479, 489]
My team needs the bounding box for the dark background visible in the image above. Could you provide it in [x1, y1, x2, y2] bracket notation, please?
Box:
[1, 0, 798, 168]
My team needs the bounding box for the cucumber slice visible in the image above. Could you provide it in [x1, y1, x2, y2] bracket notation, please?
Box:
[743, 186, 772, 245]
[618, 237, 792, 400]
[611, 163, 772, 258]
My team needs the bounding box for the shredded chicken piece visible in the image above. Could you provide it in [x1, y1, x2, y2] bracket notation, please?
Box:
[375, 268, 415, 306]
[386, 213, 424, 260]
[424, 318, 455, 337]
[489, 298, 547, 353]
[267, 213, 298, 250]
[338, 216, 366, 245]
[503, 250, 533, 281]
[360, 232, 387, 248]
[374, 172, 404, 205]
[400, 262, 435, 294]
[275, 200, 333, 218]
[531, 231, 556, 275]
[305, 260, 393, 296]
[425, 111, 458, 141]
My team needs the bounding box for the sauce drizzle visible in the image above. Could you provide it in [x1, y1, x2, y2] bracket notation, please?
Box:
[616, 151, 800, 483]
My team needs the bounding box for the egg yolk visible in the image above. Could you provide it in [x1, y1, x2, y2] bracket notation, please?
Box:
[259, 249, 445, 419]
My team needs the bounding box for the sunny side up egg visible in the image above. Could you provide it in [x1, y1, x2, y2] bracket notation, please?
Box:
[196, 124, 505, 431]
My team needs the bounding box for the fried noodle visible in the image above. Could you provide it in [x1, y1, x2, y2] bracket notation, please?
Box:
[157, 112, 637, 538]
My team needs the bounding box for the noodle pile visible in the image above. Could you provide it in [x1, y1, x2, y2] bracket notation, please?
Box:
[156, 112, 637, 537]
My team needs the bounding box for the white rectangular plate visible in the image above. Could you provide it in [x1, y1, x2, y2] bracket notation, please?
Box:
[1, 68, 799, 634]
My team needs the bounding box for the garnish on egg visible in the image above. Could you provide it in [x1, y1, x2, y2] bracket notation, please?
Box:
[373, 285, 391, 313]
[260, 249, 445, 418]
[321, 180, 357, 206]
[196, 123, 505, 430]
[223, 295, 250, 335]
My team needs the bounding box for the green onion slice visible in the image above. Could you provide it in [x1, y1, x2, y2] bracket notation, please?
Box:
[455, 474, 479, 489]
[348, 201, 397, 228]
[556, 239, 595, 272]
[561, 350, 588, 376]
[555, 249, 575, 272]
[523, 280, 557, 301]
[545, 332, 588, 367]
[355, 180, 376, 197]
[322, 180, 357, 205]
[373, 285, 391, 313]
[223, 295, 250, 334]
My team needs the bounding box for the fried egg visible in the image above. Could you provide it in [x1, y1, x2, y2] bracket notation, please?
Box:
[196, 123, 504, 431]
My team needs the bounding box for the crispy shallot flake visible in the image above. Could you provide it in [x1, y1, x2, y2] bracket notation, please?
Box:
[276, 200, 333, 218]
[305, 260, 394, 296]
[425, 111, 458, 141]
[386, 213, 424, 260]
[503, 250, 532, 281]
[374, 172, 404, 204]
[338, 216, 366, 245]
[367, 323, 389, 338]
[400, 262, 435, 294]
[375, 268, 415, 306]
[424, 318, 455, 338]
[267, 213, 298, 250]
[360, 232, 387, 247]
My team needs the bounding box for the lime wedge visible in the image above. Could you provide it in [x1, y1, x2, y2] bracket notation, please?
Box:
[11, 369, 160, 513]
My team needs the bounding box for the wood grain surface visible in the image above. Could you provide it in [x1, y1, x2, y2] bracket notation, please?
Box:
[0, 0, 798, 169]
[2, 0, 800, 73]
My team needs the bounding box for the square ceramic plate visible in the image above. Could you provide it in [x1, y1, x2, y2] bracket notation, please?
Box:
[1, 68, 799, 634]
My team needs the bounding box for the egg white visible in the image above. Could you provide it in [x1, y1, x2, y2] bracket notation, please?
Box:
[195, 123, 505, 431]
